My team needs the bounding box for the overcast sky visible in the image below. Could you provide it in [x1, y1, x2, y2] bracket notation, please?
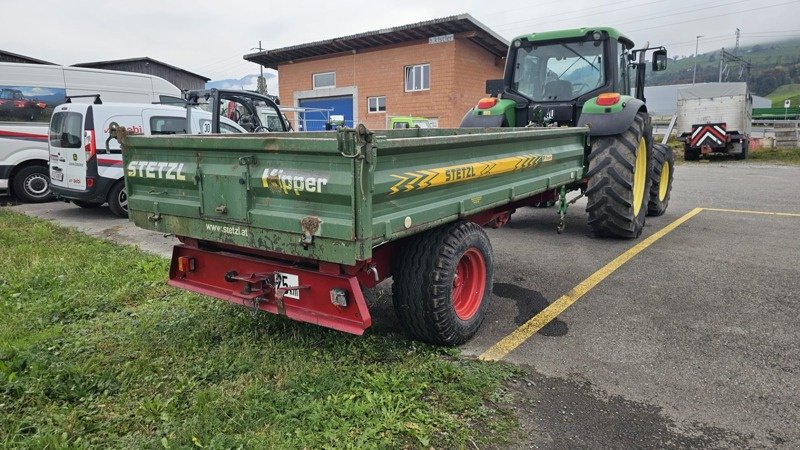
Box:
[5, 0, 799, 83]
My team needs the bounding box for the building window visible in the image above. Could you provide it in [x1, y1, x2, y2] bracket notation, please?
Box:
[313, 72, 335, 89]
[404, 64, 430, 92]
[367, 96, 386, 113]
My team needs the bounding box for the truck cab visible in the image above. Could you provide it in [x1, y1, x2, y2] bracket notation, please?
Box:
[462, 27, 666, 129]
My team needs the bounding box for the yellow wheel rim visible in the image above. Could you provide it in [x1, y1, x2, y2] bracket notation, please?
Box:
[632, 138, 647, 217]
[658, 160, 670, 201]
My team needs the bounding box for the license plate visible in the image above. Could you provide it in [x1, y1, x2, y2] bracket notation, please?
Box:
[274, 272, 300, 299]
[50, 170, 63, 181]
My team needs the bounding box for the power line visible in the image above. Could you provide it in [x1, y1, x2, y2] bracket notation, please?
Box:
[626, 0, 799, 32]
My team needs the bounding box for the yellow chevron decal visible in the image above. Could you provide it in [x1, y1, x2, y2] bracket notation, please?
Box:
[389, 153, 549, 195]
[389, 174, 409, 195]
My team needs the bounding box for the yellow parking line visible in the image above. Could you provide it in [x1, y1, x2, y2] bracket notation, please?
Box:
[703, 208, 800, 218]
[479, 207, 705, 362]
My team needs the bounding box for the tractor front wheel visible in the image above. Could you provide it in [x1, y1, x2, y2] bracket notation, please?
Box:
[585, 112, 653, 238]
[647, 143, 675, 216]
[393, 221, 493, 346]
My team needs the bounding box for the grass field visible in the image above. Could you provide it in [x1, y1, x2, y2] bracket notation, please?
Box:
[766, 84, 800, 108]
[0, 210, 518, 449]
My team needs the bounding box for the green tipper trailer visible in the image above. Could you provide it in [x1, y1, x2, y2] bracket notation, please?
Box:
[121, 27, 674, 345]
[122, 125, 593, 344]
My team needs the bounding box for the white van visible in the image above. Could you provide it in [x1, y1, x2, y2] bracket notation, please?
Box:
[0, 62, 182, 202]
[48, 103, 246, 217]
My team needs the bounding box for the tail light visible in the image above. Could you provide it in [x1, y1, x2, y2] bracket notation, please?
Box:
[596, 93, 621, 107]
[177, 256, 196, 272]
[84, 130, 96, 161]
[478, 97, 498, 109]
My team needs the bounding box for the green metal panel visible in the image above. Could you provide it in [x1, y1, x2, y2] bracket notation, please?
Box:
[123, 127, 587, 266]
[472, 98, 517, 126]
[513, 27, 633, 49]
[370, 127, 586, 245]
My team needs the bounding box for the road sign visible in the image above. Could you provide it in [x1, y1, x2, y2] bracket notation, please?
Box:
[786, 99, 792, 108]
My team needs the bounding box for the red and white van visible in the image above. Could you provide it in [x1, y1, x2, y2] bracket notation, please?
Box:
[48, 102, 245, 217]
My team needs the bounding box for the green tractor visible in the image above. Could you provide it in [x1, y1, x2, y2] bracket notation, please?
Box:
[462, 27, 674, 238]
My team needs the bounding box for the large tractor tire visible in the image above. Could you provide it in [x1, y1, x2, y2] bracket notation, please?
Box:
[647, 143, 675, 217]
[585, 112, 653, 238]
[393, 221, 493, 346]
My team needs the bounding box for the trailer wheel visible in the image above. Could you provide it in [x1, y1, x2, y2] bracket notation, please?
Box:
[393, 221, 493, 346]
[735, 139, 748, 160]
[647, 143, 674, 216]
[585, 112, 652, 238]
[683, 144, 700, 161]
[107, 181, 128, 218]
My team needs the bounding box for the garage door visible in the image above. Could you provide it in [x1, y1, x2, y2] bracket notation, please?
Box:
[298, 96, 353, 131]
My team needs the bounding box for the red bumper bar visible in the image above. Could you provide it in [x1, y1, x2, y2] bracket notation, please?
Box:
[168, 245, 372, 335]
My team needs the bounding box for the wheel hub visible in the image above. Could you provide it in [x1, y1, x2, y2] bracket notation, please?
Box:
[24, 173, 50, 197]
[452, 248, 486, 321]
[632, 138, 647, 216]
[658, 161, 670, 201]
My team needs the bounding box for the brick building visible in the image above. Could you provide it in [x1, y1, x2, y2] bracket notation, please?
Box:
[244, 14, 508, 130]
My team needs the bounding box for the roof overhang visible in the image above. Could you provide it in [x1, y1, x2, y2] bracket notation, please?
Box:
[244, 14, 508, 69]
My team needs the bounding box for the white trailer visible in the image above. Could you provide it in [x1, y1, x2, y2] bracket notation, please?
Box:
[676, 82, 752, 160]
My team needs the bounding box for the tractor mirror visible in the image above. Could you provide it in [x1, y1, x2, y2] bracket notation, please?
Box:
[652, 50, 668, 71]
[485, 79, 504, 96]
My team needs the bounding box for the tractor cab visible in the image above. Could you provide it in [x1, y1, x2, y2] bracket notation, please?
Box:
[463, 27, 667, 129]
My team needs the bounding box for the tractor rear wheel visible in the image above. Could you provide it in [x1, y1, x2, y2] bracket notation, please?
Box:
[393, 221, 493, 346]
[585, 112, 653, 238]
[647, 143, 674, 216]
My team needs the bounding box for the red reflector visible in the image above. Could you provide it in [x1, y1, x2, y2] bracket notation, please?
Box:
[596, 93, 621, 107]
[177, 256, 195, 272]
[478, 97, 498, 109]
[86, 177, 95, 188]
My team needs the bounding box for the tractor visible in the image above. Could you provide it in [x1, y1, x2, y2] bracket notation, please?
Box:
[462, 27, 674, 238]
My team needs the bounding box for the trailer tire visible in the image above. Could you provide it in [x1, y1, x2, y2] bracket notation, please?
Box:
[647, 143, 674, 216]
[585, 112, 652, 238]
[735, 139, 748, 160]
[683, 144, 699, 161]
[107, 181, 128, 218]
[393, 221, 493, 346]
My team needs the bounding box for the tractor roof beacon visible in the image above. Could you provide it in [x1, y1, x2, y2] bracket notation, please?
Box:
[462, 27, 674, 237]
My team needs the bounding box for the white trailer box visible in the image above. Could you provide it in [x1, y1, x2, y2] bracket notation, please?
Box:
[677, 82, 752, 160]
[676, 82, 752, 136]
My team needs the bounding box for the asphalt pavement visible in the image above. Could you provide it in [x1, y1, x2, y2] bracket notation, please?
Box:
[3, 160, 799, 448]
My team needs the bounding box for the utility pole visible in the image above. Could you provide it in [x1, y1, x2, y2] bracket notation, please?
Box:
[734, 28, 741, 55]
[693, 35, 703, 84]
[251, 40, 267, 95]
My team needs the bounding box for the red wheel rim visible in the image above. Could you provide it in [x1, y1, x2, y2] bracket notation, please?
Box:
[452, 248, 486, 320]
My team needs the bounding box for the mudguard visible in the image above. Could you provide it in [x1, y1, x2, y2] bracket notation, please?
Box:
[577, 96, 646, 137]
[460, 98, 516, 127]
